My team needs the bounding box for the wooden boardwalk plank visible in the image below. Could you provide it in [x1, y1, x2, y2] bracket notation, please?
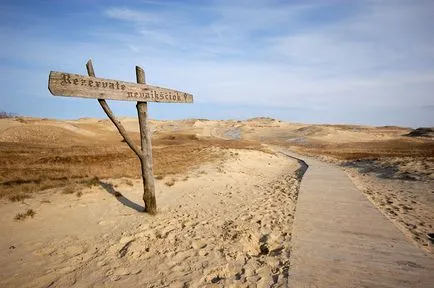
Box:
[281, 151, 434, 288]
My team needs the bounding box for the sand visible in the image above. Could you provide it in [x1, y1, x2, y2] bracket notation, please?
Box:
[0, 149, 301, 287]
[1, 116, 432, 287]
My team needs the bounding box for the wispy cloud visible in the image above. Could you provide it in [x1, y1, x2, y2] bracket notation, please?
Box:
[104, 7, 161, 23]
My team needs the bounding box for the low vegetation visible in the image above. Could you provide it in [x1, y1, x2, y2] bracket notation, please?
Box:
[0, 111, 18, 119]
[8, 194, 31, 202]
[164, 178, 176, 187]
[284, 139, 434, 160]
[0, 132, 264, 200]
[14, 209, 35, 221]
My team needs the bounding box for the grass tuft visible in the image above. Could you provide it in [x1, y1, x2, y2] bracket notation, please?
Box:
[164, 178, 175, 187]
[62, 186, 75, 194]
[8, 194, 31, 202]
[15, 209, 36, 221]
[81, 177, 100, 188]
[123, 179, 134, 186]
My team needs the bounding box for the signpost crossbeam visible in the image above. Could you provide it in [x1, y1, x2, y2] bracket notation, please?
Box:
[49, 71, 193, 103]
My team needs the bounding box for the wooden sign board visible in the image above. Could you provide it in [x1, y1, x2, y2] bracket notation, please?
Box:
[48, 71, 193, 103]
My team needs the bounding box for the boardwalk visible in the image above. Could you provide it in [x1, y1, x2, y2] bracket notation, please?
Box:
[281, 151, 434, 288]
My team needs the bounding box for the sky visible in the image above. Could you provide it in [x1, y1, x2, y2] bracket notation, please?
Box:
[1, 0, 433, 127]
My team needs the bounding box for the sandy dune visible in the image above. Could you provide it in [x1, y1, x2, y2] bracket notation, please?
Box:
[1, 149, 301, 287]
[0, 116, 432, 287]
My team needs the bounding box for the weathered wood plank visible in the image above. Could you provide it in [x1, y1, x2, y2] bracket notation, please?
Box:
[136, 66, 157, 215]
[48, 71, 193, 103]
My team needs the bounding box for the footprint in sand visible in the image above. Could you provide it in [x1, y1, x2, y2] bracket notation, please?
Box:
[63, 245, 86, 258]
[33, 246, 57, 256]
[98, 220, 116, 226]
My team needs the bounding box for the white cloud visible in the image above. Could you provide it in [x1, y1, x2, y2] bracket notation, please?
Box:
[104, 7, 160, 24]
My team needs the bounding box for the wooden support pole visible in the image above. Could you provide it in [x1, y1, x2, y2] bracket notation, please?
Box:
[85, 60, 144, 161]
[136, 66, 157, 215]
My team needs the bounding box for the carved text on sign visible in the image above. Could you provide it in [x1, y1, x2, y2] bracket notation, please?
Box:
[60, 73, 127, 90]
[48, 71, 194, 103]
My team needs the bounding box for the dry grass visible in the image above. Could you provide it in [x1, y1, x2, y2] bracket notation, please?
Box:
[14, 209, 35, 221]
[0, 133, 264, 200]
[9, 194, 31, 202]
[164, 178, 176, 187]
[123, 179, 134, 186]
[284, 139, 434, 160]
[62, 186, 76, 194]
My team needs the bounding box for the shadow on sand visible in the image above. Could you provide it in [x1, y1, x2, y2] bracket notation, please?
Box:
[341, 159, 419, 181]
[98, 181, 145, 212]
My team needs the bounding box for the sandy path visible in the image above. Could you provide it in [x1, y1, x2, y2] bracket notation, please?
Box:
[345, 169, 434, 253]
[283, 150, 434, 288]
[1, 149, 301, 287]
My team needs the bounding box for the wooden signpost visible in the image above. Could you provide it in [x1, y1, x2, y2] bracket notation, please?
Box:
[48, 60, 193, 215]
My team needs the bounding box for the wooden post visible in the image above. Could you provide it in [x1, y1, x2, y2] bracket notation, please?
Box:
[85, 60, 156, 214]
[135, 66, 157, 215]
[49, 59, 193, 215]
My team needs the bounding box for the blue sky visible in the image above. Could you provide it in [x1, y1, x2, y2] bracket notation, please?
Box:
[1, 0, 433, 127]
